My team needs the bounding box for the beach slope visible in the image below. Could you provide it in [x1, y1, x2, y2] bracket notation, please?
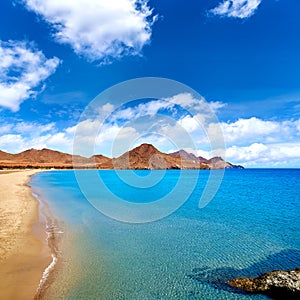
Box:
[0, 170, 50, 300]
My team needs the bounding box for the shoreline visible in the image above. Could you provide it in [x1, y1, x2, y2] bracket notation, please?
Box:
[0, 170, 52, 299]
[31, 187, 63, 299]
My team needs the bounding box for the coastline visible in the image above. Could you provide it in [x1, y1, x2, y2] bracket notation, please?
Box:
[0, 170, 51, 299]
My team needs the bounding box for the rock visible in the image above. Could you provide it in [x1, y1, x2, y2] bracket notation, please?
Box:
[229, 268, 300, 299]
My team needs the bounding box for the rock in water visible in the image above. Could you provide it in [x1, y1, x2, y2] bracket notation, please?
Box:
[229, 268, 300, 299]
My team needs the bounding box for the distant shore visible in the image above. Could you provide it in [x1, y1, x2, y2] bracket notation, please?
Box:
[0, 170, 51, 299]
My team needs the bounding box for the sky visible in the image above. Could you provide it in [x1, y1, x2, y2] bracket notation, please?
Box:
[0, 0, 300, 167]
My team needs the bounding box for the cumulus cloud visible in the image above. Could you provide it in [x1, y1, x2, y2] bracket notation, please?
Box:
[166, 93, 225, 115]
[165, 116, 300, 166]
[210, 0, 262, 19]
[14, 122, 55, 134]
[0, 40, 60, 111]
[296, 119, 300, 133]
[103, 94, 224, 127]
[0, 134, 25, 151]
[109, 99, 172, 123]
[226, 143, 268, 161]
[207, 117, 300, 145]
[22, 0, 157, 62]
[0, 120, 72, 153]
[177, 115, 200, 133]
[71, 94, 225, 156]
[226, 143, 300, 167]
[67, 117, 140, 157]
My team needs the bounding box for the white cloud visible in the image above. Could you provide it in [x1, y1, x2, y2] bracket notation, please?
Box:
[14, 122, 55, 134]
[167, 93, 201, 108]
[210, 0, 262, 19]
[222, 117, 280, 141]
[72, 119, 102, 137]
[22, 0, 157, 62]
[69, 117, 140, 157]
[71, 95, 224, 156]
[177, 115, 200, 133]
[0, 134, 25, 151]
[101, 103, 115, 115]
[207, 117, 300, 145]
[0, 120, 73, 153]
[296, 119, 300, 133]
[189, 116, 300, 166]
[226, 143, 300, 167]
[0, 40, 60, 111]
[96, 123, 138, 146]
[105, 94, 224, 128]
[109, 99, 172, 123]
[166, 93, 225, 114]
[0, 124, 13, 134]
[226, 143, 268, 161]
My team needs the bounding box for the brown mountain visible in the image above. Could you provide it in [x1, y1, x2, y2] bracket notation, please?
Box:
[0, 150, 14, 161]
[169, 150, 209, 164]
[207, 156, 231, 169]
[14, 148, 73, 164]
[0, 148, 88, 168]
[113, 143, 180, 169]
[169, 150, 199, 161]
[89, 154, 113, 169]
[112, 144, 208, 170]
[169, 149, 243, 169]
[207, 156, 244, 169]
[0, 144, 243, 169]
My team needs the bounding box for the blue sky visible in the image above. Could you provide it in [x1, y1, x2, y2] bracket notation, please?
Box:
[0, 0, 300, 167]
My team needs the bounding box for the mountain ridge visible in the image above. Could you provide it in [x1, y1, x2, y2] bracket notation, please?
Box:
[0, 143, 244, 169]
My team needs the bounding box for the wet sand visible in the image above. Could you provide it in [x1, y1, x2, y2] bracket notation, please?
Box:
[0, 170, 51, 299]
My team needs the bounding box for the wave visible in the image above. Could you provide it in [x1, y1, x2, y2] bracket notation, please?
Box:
[31, 189, 63, 299]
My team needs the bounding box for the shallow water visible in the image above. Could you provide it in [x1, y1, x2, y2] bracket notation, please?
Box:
[30, 169, 300, 299]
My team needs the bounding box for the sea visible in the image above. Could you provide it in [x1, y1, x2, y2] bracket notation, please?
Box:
[30, 169, 300, 299]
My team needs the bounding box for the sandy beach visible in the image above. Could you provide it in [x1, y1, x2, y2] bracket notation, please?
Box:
[0, 170, 51, 300]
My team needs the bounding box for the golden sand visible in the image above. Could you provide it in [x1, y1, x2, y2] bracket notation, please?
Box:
[0, 170, 51, 299]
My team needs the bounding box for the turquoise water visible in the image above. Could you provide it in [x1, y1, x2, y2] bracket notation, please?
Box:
[30, 169, 300, 299]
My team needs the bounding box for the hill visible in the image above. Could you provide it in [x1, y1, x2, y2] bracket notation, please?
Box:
[0, 144, 243, 169]
[112, 143, 206, 169]
[169, 149, 243, 169]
